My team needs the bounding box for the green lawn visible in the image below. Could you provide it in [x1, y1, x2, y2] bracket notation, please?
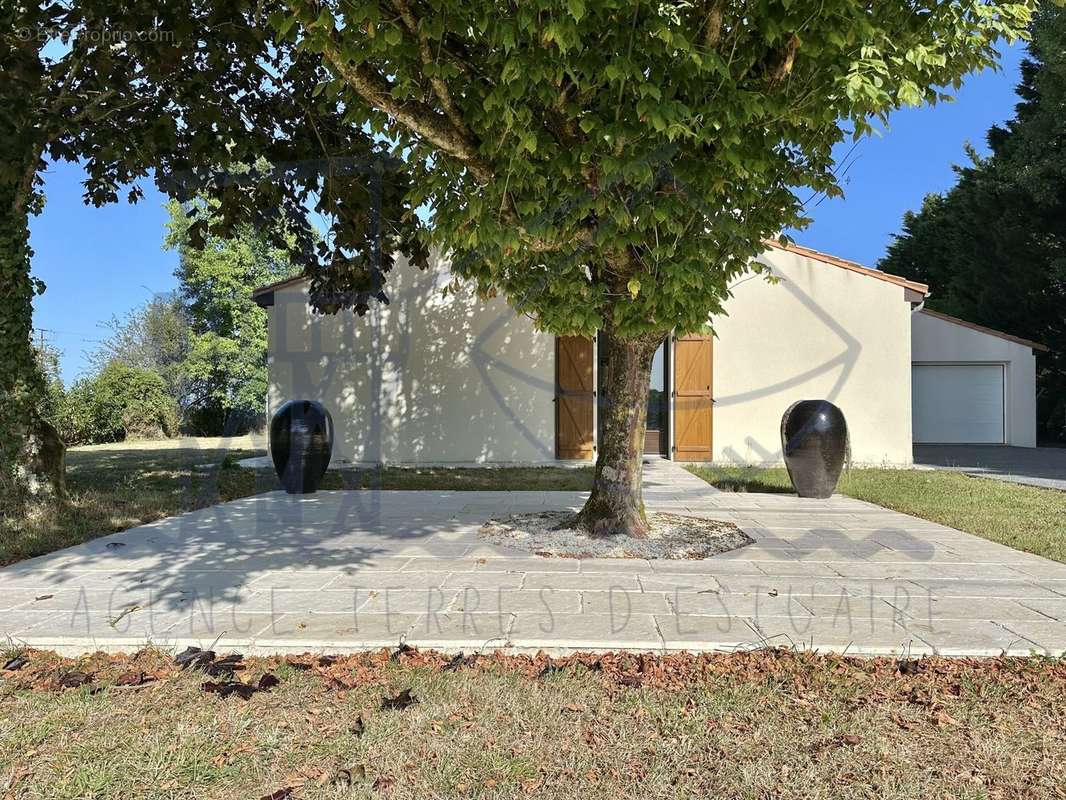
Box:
[687, 464, 1066, 563]
[0, 443, 592, 566]
[1, 647, 1063, 799]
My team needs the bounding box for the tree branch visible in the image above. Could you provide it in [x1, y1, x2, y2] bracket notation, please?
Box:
[318, 33, 493, 184]
[12, 145, 44, 217]
[313, 20, 597, 255]
[703, 0, 724, 49]
[765, 34, 800, 89]
[389, 0, 474, 145]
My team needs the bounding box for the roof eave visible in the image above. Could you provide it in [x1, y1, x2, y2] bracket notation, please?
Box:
[763, 240, 930, 297]
[919, 308, 1050, 353]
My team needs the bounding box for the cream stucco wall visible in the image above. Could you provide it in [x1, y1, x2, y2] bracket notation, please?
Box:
[266, 254, 556, 464]
[708, 248, 915, 466]
[911, 311, 1037, 447]
[265, 246, 925, 466]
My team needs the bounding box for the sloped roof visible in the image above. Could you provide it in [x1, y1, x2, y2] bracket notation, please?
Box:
[763, 240, 930, 295]
[919, 308, 1049, 352]
[251, 239, 931, 299]
[252, 274, 310, 298]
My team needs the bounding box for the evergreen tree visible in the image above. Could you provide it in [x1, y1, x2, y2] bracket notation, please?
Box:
[880, 6, 1066, 440]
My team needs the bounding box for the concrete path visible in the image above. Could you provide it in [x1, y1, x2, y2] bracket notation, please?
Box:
[4, 460, 1066, 657]
[915, 444, 1066, 492]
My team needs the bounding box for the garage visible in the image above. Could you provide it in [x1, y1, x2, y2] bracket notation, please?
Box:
[912, 364, 1004, 444]
[911, 309, 1044, 447]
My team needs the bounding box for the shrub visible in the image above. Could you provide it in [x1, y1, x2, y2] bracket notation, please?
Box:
[60, 363, 179, 445]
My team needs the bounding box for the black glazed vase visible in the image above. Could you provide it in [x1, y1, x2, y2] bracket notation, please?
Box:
[269, 400, 334, 494]
[780, 400, 848, 499]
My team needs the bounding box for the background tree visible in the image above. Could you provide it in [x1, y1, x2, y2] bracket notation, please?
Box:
[164, 199, 302, 433]
[879, 4, 1065, 441]
[89, 295, 193, 412]
[80, 199, 301, 436]
[271, 0, 1039, 536]
[61, 362, 179, 445]
[33, 338, 66, 434]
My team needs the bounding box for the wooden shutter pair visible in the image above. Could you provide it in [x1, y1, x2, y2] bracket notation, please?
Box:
[554, 334, 712, 461]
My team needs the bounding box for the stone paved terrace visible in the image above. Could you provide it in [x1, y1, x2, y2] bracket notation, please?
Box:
[3, 460, 1066, 657]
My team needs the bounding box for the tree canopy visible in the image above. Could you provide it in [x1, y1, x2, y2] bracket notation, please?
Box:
[879, 4, 1065, 440]
[2, 0, 411, 498]
[278, 0, 1036, 338]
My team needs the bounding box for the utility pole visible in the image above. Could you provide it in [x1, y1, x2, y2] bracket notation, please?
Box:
[32, 328, 52, 356]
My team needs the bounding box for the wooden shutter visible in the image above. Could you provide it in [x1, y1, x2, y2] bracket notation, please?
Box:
[555, 336, 594, 460]
[673, 334, 713, 461]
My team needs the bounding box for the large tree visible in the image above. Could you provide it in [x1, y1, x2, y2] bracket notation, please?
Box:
[1, 0, 413, 502]
[3, 1, 1046, 534]
[880, 4, 1066, 441]
[268, 0, 1038, 536]
[165, 198, 302, 432]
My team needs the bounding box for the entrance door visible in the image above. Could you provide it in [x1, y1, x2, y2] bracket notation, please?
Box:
[555, 336, 595, 459]
[645, 341, 668, 455]
[593, 334, 669, 457]
[673, 334, 713, 461]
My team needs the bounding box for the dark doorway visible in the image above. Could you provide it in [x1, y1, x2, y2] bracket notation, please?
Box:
[597, 334, 670, 458]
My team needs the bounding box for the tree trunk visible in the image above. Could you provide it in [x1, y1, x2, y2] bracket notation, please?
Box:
[573, 325, 666, 538]
[1, 156, 66, 504]
[1, 19, 66, 505]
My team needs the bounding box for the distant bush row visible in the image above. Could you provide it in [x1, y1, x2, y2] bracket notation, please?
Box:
[52, 363, 180, 445]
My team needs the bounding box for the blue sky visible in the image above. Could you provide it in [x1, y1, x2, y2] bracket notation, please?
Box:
[32, 42, 1026, 385]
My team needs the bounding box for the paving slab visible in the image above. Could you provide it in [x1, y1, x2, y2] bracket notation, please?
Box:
[509, 612, 663, 650]
[905, 621, 1042, 657]
[406, 612, 513, 649]
[5, 458, 1066, 657]
[582, 590, 673, 615]
[996, 620, 1066, 656]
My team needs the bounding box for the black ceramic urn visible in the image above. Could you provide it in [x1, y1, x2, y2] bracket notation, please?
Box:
[269, 400, 334, 494]
[780, 400, 848, 499]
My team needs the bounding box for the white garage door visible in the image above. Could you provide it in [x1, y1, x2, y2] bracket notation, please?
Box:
[912, 364, 1004, 444]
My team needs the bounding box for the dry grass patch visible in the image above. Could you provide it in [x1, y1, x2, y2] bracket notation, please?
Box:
[0, 447, 263, 567]
[1, 647, 1064, 799]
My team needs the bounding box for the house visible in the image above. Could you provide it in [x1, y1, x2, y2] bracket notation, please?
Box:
[253, 242, 1046, 466]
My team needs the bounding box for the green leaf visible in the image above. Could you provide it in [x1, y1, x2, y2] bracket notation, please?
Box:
[268, 11, 298, 36]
